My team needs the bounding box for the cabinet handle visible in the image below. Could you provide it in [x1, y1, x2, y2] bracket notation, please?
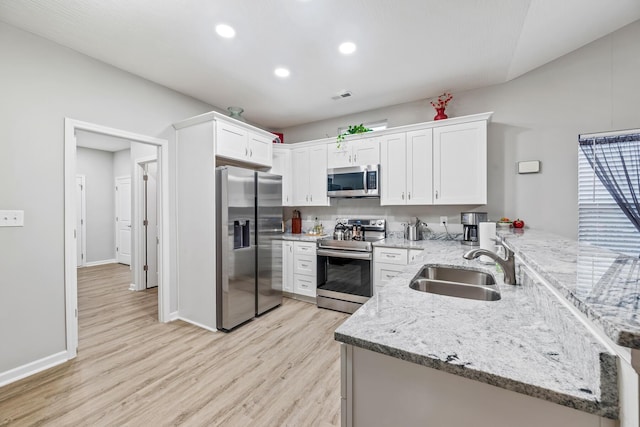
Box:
[353, 154, 356, 163]
[408, 192, 411, 200]
[401, 192, 405, 200]
[435, 190, 439, 199]
[310, 194, 313, 201]
[290, 246, 292, 253]
[306, 195, 309, 202]
[245, 147, 248, 156]
[250, 149, 253, 157]
[349, 155, 352, 163]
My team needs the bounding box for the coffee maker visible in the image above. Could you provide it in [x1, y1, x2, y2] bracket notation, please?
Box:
[460, 212, 488, 246]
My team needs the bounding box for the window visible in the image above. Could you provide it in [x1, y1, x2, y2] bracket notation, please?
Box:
[578, 137, 640, 257]
[338, 120, 387, 135]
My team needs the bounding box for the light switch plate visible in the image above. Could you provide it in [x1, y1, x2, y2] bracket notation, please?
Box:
[518, 160, 540, 174]
[0, 210, 24, 227]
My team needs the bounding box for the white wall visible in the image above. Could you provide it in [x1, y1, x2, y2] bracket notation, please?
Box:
[278, 20, 640, 239]
[76, 147, 116, 263]
[0, 21, 211, 375]
[114, 148, 131, 177]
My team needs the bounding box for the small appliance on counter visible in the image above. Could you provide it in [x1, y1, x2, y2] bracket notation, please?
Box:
[461, 212, 488, 246]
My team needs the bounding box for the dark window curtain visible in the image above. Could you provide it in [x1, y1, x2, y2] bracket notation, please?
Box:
[579, 133, 640, 233]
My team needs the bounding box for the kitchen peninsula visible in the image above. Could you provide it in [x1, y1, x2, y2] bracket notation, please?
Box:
[335, 229, 640, 426]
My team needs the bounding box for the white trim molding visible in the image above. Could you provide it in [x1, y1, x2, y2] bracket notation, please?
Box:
[177, 317, 219, 333]
[0, 351, 68, 388]
[64, 118, 171, 361]
[82, 259, 118, 267]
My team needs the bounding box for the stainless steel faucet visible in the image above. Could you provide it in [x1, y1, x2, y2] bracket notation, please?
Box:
[463, 237, 517, 285]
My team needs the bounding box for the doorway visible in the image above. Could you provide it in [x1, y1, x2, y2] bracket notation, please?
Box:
[115, 175, 132, 266]
[64, 118, 170, 360]
[76, 175, 86, 267]
[135, 158, 159, 290]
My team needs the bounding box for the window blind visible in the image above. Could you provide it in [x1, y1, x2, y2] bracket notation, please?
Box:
[578, 143, 640, 257]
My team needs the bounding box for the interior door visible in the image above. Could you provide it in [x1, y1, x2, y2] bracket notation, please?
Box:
[144, 162, 158, 288]
[115, 176, 132, 265]
[76, 175, 86, 267]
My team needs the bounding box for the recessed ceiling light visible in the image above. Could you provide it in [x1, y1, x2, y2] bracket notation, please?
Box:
[339, 42, 357, 55]
[274, 67, 290, 78]
[215, 24, 236, 39]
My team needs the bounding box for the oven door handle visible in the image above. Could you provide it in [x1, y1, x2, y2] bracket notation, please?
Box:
[317, 248, 373, 260]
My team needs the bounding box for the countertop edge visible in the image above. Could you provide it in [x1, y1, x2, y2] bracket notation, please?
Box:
[335, 331, 618, 419]
[502, 235, 640, 350]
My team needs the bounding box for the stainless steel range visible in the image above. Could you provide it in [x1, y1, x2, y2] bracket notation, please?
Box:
[316, 218, 386, 314]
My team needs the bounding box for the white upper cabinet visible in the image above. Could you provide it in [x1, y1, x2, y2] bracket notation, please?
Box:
[277, 112, 490, 207]
[381, 133, 408, 205]
[406, 129, 434, 205]
[292, 144, 329, 206]
[381, 129, 433, 205]
[433, 120, 487, 205]
[271, 147, 292, 206]
[215, 119, 273, 167]
[327, 138, 380, 169]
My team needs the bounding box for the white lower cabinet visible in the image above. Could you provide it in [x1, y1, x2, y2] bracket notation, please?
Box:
[341, 344, 613, 427]
[373, 247, 424, 288]
[282, 241, 317, 298]
[282, 241, 294, 293]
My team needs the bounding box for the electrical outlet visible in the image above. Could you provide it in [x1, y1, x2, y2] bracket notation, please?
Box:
[440, 216, 448, 226]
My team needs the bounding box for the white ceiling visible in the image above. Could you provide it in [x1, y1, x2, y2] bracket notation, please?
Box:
[76, 130, 131, 152]
[1, 0, 639, 129]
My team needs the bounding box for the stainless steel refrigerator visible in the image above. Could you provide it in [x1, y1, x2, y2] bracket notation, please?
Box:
[215, 166, 283, 331]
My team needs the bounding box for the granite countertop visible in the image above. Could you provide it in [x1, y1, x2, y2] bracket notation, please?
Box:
[501, 228, 640, 349]
[281, 232, 328, 242]
[334, 240, 618, 419]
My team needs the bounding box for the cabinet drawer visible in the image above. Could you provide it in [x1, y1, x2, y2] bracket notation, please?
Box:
[293, 274, 316, 297]
[294, 241, 316, 255]
[374, 262, 406, 288]
[374, 247, 408, 265]
[294, 254, 316, 276]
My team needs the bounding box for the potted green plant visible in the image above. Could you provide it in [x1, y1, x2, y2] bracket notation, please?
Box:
[336, 124, 372, 148]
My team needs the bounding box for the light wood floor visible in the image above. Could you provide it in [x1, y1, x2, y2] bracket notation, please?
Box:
[0, 264, 349, 426]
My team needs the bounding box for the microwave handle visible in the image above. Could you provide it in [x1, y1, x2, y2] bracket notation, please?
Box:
[363, 168, 368, 193]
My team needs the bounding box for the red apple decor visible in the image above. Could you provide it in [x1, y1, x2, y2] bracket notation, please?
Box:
[512, 219, 525, 229]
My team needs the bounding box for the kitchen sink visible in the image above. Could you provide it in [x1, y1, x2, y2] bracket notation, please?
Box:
[414, 266, 496, 286]
[409, 266, 500, 301]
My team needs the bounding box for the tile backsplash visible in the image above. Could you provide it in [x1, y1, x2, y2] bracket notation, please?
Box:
[284, 198, 494, 236]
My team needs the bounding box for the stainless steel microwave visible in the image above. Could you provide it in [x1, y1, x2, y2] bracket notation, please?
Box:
[327, 164, 380, 198]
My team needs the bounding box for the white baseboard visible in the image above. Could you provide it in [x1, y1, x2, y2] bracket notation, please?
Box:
[82, 259, 117, 267]
[177, 316, 218, 333]
[0, 351, 68, 388]
[169, 311, 179, 321]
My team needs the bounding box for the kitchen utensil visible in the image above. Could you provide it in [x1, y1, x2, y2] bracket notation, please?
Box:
[406, 224, 420, 241]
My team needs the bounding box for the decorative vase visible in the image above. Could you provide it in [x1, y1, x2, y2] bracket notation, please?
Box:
[227, 106, 246, 122]
[434, 108, 448, 121]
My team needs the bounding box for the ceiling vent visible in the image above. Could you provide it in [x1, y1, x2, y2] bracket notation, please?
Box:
[331, 90, 352, 100]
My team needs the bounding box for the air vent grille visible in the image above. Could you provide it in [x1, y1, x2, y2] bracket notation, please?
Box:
[331, 91, 352, 100]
